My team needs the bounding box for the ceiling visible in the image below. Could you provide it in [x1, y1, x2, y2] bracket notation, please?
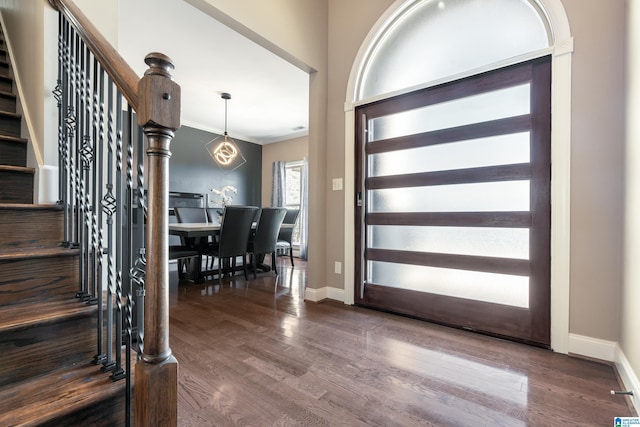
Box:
[118, 0, 310, 145]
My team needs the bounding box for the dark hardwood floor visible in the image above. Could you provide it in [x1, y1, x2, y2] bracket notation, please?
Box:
[169, 257, 636, 426]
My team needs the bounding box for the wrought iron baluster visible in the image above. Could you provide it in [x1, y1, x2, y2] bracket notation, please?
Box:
[134, 124, 146, 354]
[111, 107, 135, 382]
[103, 88, 125, 374]
[60, 17, 73, 247]
[81, 42, 96, 306]
[72, 31, 90, 303]
[65, 25, 78, 251]
[96, 77, 118, 367]
[91, 62, 105, 358]
[54, 12, 65, 209]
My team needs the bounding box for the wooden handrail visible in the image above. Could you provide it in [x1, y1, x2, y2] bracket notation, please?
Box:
[48, 0, 139, 110]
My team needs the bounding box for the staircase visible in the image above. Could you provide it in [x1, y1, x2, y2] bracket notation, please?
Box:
[0, 25, 127, 426]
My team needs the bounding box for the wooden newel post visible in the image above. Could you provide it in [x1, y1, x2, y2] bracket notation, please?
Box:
[135, 52, 180, 426]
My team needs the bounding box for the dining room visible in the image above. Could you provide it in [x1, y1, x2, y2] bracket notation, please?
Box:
[167, 119, 308, 284]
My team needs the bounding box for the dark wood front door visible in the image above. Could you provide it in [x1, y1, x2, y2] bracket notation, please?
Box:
[354, 57, 551, 346]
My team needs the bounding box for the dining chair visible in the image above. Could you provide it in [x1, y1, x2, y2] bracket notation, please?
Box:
[168, 211, 201, 280]
[275, 208, 300, 267]
[247, 207, 287, 279]
[169, 245, 200, 263]
[173, 207, 208, 275]
[201, 205, 259, 283]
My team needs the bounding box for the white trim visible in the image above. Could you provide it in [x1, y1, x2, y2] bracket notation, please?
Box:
[347, 0, 415, 103]
[549, 41, 573, 354]
[304, 287, 326, 302]
[615, 344, 640, 413]
[344, 106, 355, 305]
[36, 165, 59, 204]
[343, 0, 573, 353]
[327, 286, 345, 303]
[568, 333, 617, 362]
[305, 286, 346, 303]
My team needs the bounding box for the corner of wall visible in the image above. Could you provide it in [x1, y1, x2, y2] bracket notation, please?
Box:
[615, 344, 640, 414]
[568, 334, 639, 414]
[305, 286, 345, 303]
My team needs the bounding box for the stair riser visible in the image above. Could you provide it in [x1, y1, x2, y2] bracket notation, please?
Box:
[0, 312, 96, 387]
[0, 169, 33, 203]
[0, 114, 20, 137]
[0, 62, 9, 78]
[0, 255, 78, 305]
[0, 77, 12, 92]
[0, 139, 25, 166]
[0, 94, 16, 112]
[0, 208, 63, 249]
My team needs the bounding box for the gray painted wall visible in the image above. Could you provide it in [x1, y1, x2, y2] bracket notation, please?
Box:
[169, 125, 262, 207]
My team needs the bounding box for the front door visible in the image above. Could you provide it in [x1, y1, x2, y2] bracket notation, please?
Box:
[354, 57, 551, 346]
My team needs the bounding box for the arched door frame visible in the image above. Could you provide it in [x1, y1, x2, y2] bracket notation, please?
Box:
[343, 0, 573, 353]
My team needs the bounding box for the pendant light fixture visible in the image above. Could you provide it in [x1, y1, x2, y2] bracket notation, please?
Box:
[206, 92, 246, 170]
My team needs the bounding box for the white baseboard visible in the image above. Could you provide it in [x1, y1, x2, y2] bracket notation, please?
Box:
[304, 287, 326, 302]
[614, 344, 640, 413]
[304, 286, 346, 303]
[37, 165, 59, 204]
[568, 333, 617, 362]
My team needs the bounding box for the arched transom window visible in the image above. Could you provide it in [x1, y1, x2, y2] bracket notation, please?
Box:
[357, 0, 551, 101]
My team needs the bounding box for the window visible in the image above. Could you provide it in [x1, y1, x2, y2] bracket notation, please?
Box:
[284, 161, 302, 245]
[358, 0, 550, 100]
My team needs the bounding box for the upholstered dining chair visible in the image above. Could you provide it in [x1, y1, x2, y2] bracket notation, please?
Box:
[275, 208, 300, 266]
[247, 207, 287, 279]
[173, 207, 208, 275]
[201, 205, 259, 283]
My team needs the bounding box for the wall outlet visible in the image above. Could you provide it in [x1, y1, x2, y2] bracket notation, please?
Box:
[332, 178, 343, 191]
[334, 261, 342, 274]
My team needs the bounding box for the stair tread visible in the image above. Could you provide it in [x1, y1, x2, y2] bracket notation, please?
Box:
[0, 202, 62, 210]
[0, 109, 19, 118]
[0, 359, 126, 426]
[0, 298, 96, 333]
[0, 246, 78, 260]
[0, 133, 26, 143]
[0, 164, 35, 174]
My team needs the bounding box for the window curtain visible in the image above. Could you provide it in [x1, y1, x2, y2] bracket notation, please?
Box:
[299, 157, 309, 260]
[271, 161, 285, 207]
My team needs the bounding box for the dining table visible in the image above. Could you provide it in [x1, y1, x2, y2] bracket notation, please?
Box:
[169, 222, 293, 282]
[169, 222, 219, 282]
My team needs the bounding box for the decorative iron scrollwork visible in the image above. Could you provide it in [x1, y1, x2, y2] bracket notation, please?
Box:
[102, 185, 117, 217]
[53, 80, 63, 107]
[65, 106, 76, 133]
[81, 135, 94, 169]
[130, 248, 146, 289]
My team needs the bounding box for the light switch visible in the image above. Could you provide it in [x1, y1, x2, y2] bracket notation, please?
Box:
[332, 178, 343, 191]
